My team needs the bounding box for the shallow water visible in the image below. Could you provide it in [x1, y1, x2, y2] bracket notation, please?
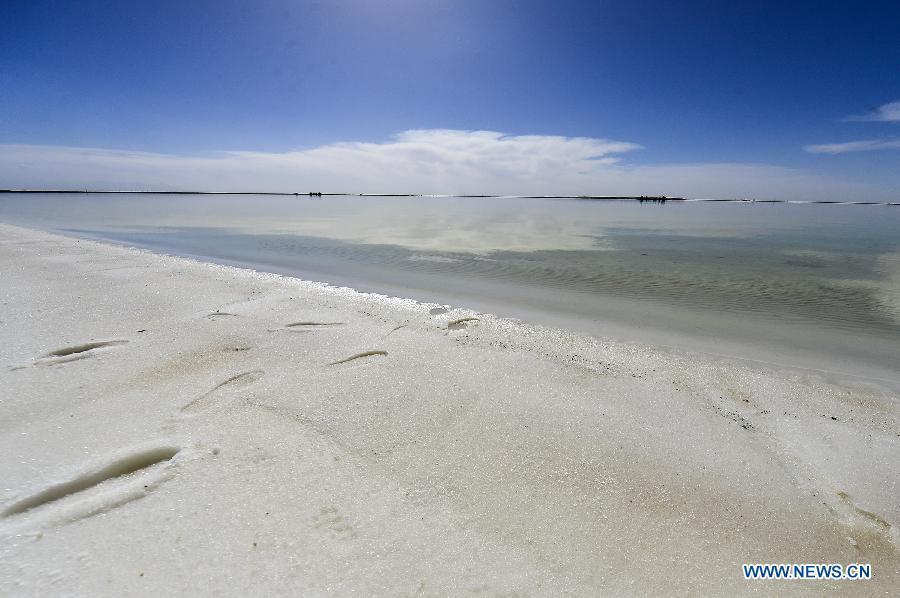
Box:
[2, 193, 899, 387]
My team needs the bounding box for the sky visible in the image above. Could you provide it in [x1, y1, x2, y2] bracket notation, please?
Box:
[1, 0, 898, 199]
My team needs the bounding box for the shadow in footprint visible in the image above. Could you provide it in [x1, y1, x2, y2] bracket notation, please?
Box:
[182, 370, 264, 413]
[37, 340, 129, 364]
[838, 491, 893, 533]
[384, 324, 406, 338]
[447, 317, 479, 331]
[2, 445, 179, 517]
[328, 350, 387, 365]
[207, 311, 239, 319]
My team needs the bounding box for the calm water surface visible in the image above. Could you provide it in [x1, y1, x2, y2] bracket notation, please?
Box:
[2, 194, 898, 388]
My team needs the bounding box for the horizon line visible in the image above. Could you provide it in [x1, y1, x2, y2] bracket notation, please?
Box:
[0, 189, 897, 206]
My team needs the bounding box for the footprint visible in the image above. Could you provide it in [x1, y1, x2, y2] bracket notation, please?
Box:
[447, 317, 479, 331]
[206, 311, 239, 319]
[429, 307, 448, 315]
[837, 491, 893, 534]
[384, 324, 406, 338]
[2, 445, 180, 518]
[312, 506, 356, 539]
[37, 340, 128, 365]
[181, 370, 264, 413]
[328, 350, 387, 365]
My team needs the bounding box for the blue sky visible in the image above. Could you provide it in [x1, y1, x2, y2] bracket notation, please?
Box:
[1, 0, 898, 198]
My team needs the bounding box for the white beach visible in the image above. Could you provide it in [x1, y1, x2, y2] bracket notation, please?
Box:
[0, 222, 898, 595]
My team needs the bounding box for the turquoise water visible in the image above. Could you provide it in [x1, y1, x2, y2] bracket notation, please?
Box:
[2, 193, 898, 388]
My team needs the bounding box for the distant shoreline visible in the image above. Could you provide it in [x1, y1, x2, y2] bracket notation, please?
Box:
[0, 189, 897, 205]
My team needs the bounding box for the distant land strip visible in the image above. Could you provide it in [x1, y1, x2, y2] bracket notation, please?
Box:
[0, 189, 897, 205]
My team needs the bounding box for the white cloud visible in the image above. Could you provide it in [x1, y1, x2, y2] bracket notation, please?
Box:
[803, 138, 900, 154]
[844, 100, 900, 122]
[0, 129, 892, 201]
[803, 100, 900, 157]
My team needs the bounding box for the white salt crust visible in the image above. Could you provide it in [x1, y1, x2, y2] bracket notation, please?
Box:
[0, 223, 898, 596]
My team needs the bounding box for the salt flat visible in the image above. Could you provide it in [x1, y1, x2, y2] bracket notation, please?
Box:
[0, 223, 897, 595]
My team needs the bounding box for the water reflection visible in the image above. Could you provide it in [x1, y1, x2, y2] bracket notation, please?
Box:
[1, 193, 898, 385]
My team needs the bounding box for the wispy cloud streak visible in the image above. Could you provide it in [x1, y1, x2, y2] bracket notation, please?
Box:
[803, 139, 900, 154]
[843, 100, 900, 122]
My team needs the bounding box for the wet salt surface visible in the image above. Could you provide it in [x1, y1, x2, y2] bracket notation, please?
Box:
[1, 193, 898, 389]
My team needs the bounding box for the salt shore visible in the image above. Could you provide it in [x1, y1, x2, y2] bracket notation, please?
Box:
[0, 223, 898, 595]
